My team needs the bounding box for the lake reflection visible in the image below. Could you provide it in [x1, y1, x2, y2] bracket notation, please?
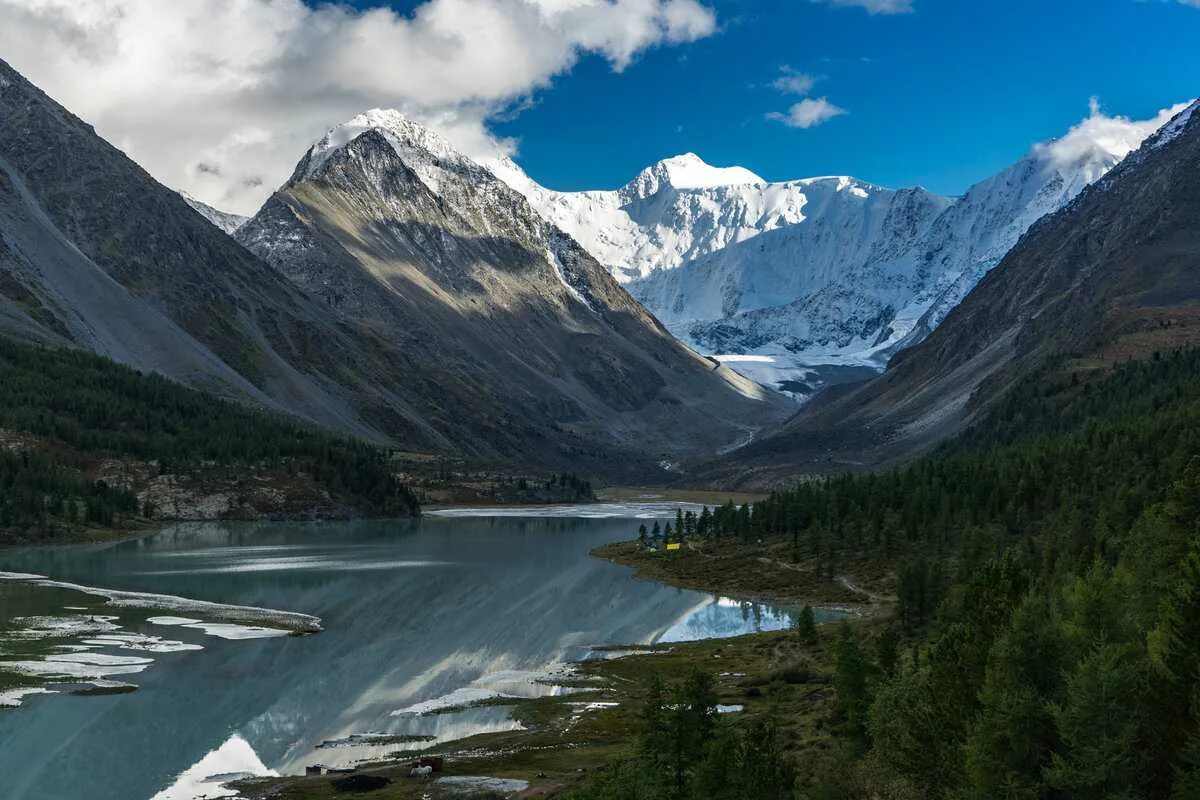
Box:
[0, 508, 805, 800]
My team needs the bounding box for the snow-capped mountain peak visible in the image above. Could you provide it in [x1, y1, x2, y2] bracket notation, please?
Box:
[1142, 98, 1199, 153]
[305, 109, 457, 168]
[297, 109, 480, 195]
[620, 153, 765, 200]
[502, 101, 1190, 396]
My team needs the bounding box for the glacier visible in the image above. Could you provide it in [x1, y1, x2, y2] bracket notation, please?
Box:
[494, 102, 1190, 395]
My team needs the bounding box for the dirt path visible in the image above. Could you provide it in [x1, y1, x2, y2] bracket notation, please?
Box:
[759, 556, 807, 574]
[836, 575, 893, 603]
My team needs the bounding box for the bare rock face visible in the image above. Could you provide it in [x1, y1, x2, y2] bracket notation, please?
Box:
[709, 101, 1200, 487]
[0, 57, 394, 445]
[0, 64, 784, 478]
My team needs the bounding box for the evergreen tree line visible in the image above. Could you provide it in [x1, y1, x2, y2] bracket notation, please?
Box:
[822, 466, 1200, 799]
[0, 339, 419, 536]
[545, 472, 595, 499]
[650, 349, 1200, 798]
[574, 671, 795, 800]
[0, 449, 138, 531]
[675, 350, 1200, 582]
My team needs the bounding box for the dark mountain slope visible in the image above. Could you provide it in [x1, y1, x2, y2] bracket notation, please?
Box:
[0, 63, 784, 476]
[714, 100, 1200, 487]
[0, 57, 424, 446]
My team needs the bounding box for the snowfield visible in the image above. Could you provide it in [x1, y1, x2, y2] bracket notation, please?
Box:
[494, 102, 1191, 395]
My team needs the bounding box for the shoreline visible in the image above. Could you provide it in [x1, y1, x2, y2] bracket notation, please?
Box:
[235, 626, 842, 800]
[3, 509, 888, 799]
[590, 539, 889, 613]
[233, 531, 889, 799]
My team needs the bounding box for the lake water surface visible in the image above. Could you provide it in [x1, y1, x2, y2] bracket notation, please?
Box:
[0, 504, 829, 800]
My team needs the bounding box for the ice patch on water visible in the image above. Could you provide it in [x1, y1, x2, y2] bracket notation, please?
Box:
[581, 646, 669, 661]
[148, 614, 288, 638]
[81, 633, 203, 653]
[176, 622, 290, 640]
[389, 663, 581, 720]
[48, 652, 155, 666]
[3, 657, 152, 679]
[2, 574, 321, 633]
[716, 704, 744, 714]
[1, 577, 310, 709]
[0, 687, 57, 708]
[146, 616, 202, 626]
[7, 614, 120, 638]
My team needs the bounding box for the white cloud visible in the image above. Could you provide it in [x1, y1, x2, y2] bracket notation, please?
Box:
[0, 0, 716, 214]
[767, 97, 847, 129]
[813, 0, 914, 13]
[772, 67, 818, 96]
[1035, 96, 1195, 170]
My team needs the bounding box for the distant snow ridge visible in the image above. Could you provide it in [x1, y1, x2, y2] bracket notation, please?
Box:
[180, 192, 248, 235]
[497, 102, 1189, 393]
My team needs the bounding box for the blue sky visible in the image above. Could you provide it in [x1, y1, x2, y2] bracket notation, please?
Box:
[352, 0, 1200, 196]
[5, 0, 1193, 212]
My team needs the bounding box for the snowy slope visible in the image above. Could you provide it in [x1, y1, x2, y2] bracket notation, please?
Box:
[180, 192, 248, 235]
[497, 103, 1189, 394]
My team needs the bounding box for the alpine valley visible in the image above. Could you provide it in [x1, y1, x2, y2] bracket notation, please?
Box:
[4, 22, 1200, 800]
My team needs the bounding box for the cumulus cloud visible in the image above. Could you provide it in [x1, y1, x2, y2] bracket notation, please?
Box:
[1035, 96, 1195, 170]
[813, 0, 914, 13]
[767, 97, 847, 129]
[772, 67, 818, 96]
[0, 0, 717, 214]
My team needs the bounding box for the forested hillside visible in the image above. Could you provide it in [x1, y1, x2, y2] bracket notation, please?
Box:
[0, 339, 418, 542]
[590, 349, 1200, 799]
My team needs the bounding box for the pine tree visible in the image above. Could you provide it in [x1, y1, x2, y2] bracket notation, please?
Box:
[875, 626, 899, 678]
[962, 594, 1066, 800]
[1046, 642, 1149, 799]
[739, 719, 795, 800]
[834, 623, 871, 752]
[796, 605, 818, 645]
